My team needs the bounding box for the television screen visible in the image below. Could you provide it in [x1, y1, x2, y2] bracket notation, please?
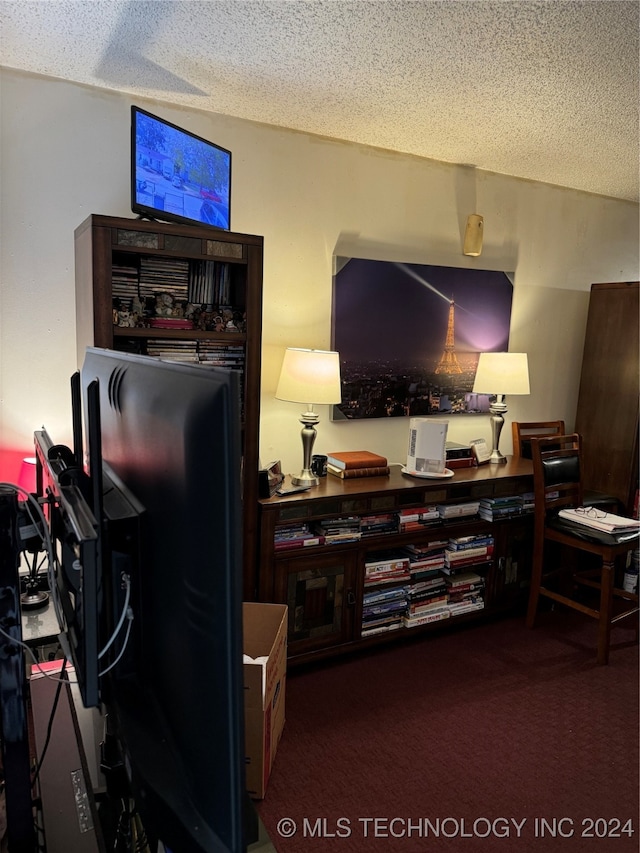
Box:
[131, 105, 231, 231]
[79, 347, 248, 851]
[14, 349, 258, 851]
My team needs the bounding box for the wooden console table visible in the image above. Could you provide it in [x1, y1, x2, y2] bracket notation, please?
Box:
[258, 458, 534, 665]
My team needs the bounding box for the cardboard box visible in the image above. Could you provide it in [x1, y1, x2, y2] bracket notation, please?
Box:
[243, 601, 288, 798]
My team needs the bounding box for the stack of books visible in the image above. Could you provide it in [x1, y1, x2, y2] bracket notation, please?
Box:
[198, 341, 245, 368]
[312, 516, 362, 544]
[520, 492, 535, 514]
[478, 495, 523, 521]
[404, 575, 450, 627]
[360, 512, 399, 537]
[363, 552, 411, 586]
[362, 551, 411, 636]
[361, 586, 409, 636]
[397, 506, 440, 532]
[446, 570, 486, 616]
[139, 256, 190, 302]
[443, 534, 494, 575]
[326, 450, 390, 479]
[274, 522, 325, 551]
[445, 441, 476, 470]
[146, 339, 198, 362]
[437, 501, 480, 520]
[111, 261, 140, 307]
[402, 540, 448, 580]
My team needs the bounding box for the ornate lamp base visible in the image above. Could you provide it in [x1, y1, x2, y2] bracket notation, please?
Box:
[488, 396, 508, 464]
[292, 412, 320, 487]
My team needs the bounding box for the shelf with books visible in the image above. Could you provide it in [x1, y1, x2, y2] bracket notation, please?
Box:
[75, 214, 264, 600]
[360, 534, 492, 637]
[361, 551, 411, 636]
[404, 571, 450, 629]
[258, 459, 535, 664]
[362, 583, 410, 636]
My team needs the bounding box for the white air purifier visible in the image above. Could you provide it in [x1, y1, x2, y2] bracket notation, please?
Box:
[406, 418, 449, 474]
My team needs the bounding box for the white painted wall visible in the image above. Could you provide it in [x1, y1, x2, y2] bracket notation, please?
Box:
[1, 69, 638, 479]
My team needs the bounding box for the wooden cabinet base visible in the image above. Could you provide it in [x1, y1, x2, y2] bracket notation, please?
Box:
[259, 460, 534, 663]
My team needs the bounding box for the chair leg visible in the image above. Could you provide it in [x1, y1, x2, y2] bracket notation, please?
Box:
[596, 559, 615, 666]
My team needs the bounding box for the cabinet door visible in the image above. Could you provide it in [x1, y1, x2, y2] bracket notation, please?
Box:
[491, 518, 533, 608]
[274, 550, 358, 657]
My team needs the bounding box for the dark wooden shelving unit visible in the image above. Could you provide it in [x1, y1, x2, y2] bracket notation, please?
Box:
[258, 459, 535, 665]
[75, 214, 264, 599]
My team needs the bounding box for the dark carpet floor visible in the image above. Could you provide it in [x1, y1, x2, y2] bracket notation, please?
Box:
[256, 611, 639, 852]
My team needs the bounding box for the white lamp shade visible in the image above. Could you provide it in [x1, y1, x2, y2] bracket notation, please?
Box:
[472, 352, 530, 395]
[276, 348, 342, 405]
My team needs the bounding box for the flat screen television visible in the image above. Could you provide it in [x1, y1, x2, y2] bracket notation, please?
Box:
[131, 105, 232, 230]
[32, 348, 251, 851]
[81, 348, 249, 852]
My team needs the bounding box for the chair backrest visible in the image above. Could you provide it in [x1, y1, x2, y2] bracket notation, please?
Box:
[530, 434, 584, 528]
[512, 420, 566, 459]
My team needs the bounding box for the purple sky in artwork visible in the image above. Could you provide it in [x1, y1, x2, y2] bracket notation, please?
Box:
[332, 258, 513, 369]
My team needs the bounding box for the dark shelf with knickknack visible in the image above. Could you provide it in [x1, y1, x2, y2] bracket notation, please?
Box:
[258, 459, 535, 665]
[74, 214, 263, 599]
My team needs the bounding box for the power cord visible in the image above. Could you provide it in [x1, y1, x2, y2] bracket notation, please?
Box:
[30, 657, 68, 791]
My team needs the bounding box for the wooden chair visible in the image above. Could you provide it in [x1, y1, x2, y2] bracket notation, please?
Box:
[513, 420, 620, 511]
[526, 433, 639, 665]
[512, 420, 566, 459]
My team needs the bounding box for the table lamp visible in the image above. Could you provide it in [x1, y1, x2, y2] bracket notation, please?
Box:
[18, 456, 37, 494]
[276, 347, 342, 487]
[472, 352, 530, 463]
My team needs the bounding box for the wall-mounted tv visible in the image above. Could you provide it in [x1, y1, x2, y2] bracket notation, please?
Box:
[131, 105, 231, 231]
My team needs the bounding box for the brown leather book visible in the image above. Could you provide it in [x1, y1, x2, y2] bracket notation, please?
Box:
[447, 457, 476, 469]
[327, 464, 390, 479]
[326, 450, 388, 470]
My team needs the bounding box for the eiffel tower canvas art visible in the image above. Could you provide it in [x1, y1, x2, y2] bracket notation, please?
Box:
[435, 301, 463, 375]
[331, 258, 513, 420]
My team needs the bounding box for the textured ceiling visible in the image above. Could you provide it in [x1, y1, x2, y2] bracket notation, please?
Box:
[1, 0, 638, 201]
